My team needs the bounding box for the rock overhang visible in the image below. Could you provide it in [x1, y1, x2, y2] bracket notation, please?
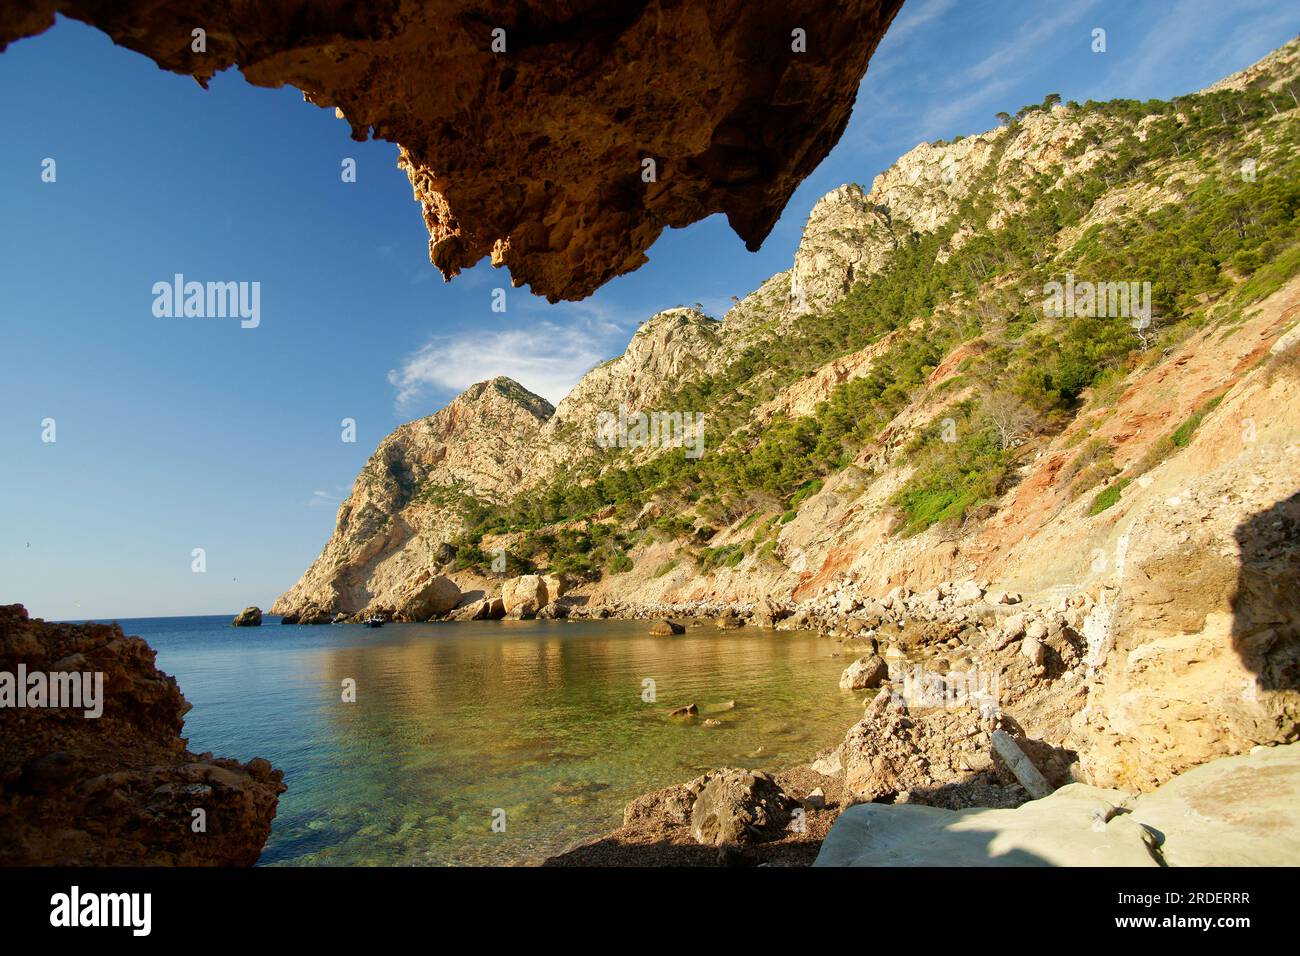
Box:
[0, 0, 905, 301]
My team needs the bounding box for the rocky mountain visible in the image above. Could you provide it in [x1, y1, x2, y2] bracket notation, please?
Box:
[271, 378, 552, 620]
[278, 40, 1300, 792]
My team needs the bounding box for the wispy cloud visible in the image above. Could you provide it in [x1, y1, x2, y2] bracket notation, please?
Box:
[877, 0, 958, 51]
[854, 0, 1101, 154]
[307, 489, 342, 508]
[1091, 0, 1299, 99]
[387, 298, 640, 411]
[967, 0, 1100, 84]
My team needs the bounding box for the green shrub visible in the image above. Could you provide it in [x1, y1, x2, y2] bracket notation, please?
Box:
[652, 560, 678, 578]
[1088, 478, 1132, 515]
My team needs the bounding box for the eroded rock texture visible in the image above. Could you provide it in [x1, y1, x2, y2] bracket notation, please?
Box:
[0, 0, 904, 301]
[0, 605, 285, 865]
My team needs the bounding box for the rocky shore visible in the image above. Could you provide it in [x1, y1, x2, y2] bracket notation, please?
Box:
[0, 605, 285, 866]
[535, 575, 1300, 866]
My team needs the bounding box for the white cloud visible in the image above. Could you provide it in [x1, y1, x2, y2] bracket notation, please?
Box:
[387, 299, 640, 411]
[308, 489, 341, 508]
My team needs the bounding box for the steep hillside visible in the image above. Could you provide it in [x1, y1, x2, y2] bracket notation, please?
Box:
[277, 40, 1300, 788]
[281, 36, 1300, 615]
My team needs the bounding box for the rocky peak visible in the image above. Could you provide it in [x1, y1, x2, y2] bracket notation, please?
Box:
[550, 308, 719, 426]
[786, 103, 1116, 312]
[452, 376, 556, 427]
[271, 376, 553, 617]
[369, 376, 553, 507]
[790, 183, 897, 314]
[1204, 36, 1300, 92]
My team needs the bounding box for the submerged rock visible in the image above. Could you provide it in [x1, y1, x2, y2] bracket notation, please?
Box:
[649, 620, 685, 636]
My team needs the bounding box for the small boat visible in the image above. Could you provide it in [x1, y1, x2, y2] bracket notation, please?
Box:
[363, 616, 385, 628]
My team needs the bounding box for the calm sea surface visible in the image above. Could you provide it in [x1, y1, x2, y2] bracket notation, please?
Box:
[110, 615, 862, 866]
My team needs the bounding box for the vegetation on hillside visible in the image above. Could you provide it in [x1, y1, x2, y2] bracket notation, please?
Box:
[435, 77, 1300, 578]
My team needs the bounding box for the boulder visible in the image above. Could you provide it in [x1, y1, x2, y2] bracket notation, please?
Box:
[536, 601, 568, 620]
[786, 607, 812, 628]
[689, 768, 795, 847]
[839, 654, 889, 691]
[916, 588, 942, 608]
[485, 597, 506, 620]
[502, 574, 548, 613]
[716, 611, 744, 629]
[1128, 743, 1300, 866]
[394, 574, 461, 620]
[451, 599, 489, 621]
[669, 704, 698, 718]
[232, 606, 262, 627]
[814, 783, 1156, 866]
[649, 620, 685, 636]
[1020, 635, 1046, 666]
[949, 580, 984, 607]
[750, 599, 784, 628]
[505, 600, 537, 620]
[541, 573, 567, 601]
[298, 605, 334, 625]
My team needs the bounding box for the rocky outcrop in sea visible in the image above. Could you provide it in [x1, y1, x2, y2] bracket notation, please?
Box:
[0, 605, 285, 866]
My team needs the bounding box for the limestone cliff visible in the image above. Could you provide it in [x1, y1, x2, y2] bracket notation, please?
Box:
[0, 0, 904, 301]
[527, 307, 722, 482]
[271, 377, 552, 619]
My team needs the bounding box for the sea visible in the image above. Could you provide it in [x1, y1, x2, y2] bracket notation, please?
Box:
[107, 614, 862, 865]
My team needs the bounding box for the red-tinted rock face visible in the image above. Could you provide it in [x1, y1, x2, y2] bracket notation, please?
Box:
[0, 0, 903, 300]
[0, 605, 285, 866]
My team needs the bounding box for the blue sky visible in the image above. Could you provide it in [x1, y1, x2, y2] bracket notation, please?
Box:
[2, 1, 1296, 620]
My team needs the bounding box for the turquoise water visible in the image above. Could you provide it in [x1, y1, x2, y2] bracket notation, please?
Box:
[120, 615, 862, 866]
